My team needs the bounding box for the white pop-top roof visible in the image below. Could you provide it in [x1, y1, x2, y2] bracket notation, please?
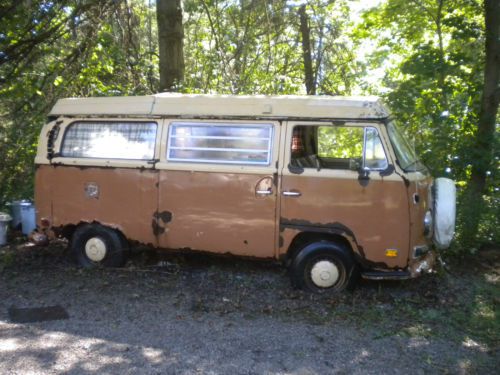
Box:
[49, 93, 390, 120]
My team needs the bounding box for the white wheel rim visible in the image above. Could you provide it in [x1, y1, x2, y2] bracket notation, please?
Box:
[85, 237, 107, 262]
[310, 260, 339, 288]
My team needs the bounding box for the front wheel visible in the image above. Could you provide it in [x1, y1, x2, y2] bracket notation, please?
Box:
[70, 224, 128, 268]
[290, 241, 358, 293]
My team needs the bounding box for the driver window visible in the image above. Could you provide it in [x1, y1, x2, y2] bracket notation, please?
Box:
[290, 125, 388, 171]
[290, 125, 363, 170]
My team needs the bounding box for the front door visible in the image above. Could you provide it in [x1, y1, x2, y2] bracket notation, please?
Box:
[155, 120, 281, 258]
[279, 121, 410, 269]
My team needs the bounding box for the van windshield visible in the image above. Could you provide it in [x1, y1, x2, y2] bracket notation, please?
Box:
[387, 121, 427, 173]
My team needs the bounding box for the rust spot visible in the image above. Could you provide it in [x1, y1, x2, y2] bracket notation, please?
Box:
[355, 256, 391, 270]
[272, 172, 278, 187]
[154, 211, 172, 224]
[280, 218, 356, 239]
[243, 240, 248, 244]
[84, 182, 99, 199]
[152, 219, 165, 236]
[279, 218, 393, 269]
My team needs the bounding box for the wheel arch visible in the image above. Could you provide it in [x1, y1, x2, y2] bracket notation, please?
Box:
[58, 220, 127, 242]
[70, 221, 129, 268]
[286, 231, 357, 265]
[288, 234, 359, 292]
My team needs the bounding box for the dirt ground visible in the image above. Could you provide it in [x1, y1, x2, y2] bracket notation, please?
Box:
[0, 240, 498, 374]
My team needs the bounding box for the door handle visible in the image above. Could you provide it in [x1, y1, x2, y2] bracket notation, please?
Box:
[282, 191, 301, 197]
[256, 190, 273, 196]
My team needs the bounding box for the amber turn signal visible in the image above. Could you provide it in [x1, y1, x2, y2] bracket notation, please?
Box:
[385, 249, 398, 257]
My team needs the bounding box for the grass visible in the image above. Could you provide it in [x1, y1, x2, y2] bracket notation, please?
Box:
[345, 268, 500, 349]
[270, 253, 499, 352]
[2, 239, 498, 352]
[0, 248, 16, 271]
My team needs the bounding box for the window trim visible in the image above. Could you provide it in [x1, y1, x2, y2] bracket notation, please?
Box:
[60, 120, 158, 161]
[166, 122, 274, 166]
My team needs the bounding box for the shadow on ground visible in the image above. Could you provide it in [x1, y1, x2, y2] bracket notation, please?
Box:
[0, 241, 498, 374]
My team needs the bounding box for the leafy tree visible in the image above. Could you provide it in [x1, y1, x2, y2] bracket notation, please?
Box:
[354, 0, 499, 250]
[181, 0, 357, 94]
[2, 0, 495, 254]
[0, 0, 155, 206]
[462, 0, 500, 249]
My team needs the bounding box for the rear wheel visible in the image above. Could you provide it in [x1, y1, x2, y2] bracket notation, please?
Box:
[290, 241, 358, 293]
[71, 224, 128, 268]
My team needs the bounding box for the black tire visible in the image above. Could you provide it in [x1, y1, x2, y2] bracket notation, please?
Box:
[70, 224, 128, 268]
[290, 241, 358, 293]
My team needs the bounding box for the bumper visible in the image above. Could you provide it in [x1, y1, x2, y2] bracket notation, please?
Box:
[408, 249, 437, 277]
[361, 249, 437, 280]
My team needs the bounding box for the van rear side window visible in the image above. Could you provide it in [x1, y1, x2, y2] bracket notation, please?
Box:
[167, 122, 273, 165]
[61, 121, 157, 160]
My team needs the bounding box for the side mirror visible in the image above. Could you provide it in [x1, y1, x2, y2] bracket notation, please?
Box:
[358, 166, 370, 187]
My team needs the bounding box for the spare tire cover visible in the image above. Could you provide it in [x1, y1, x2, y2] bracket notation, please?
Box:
[433, 178, 456, 249]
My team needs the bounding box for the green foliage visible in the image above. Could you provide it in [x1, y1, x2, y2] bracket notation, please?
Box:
[318, 126, 363, 158]
[0, 0, 358, 208]
[0, 0, 157, 206]
[353, 0, 498, 251]
[0, 0, 497, 252]
[182, 0, 357, 94]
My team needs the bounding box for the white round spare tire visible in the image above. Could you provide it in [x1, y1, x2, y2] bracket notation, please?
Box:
[432, 177, 456, 249]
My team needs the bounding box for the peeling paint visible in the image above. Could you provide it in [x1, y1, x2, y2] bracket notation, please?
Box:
[35, 165, 158, 246]
[154, 210, 172, 224]
[280, 218, 356, 239]
[279, 171, 411, 269]
[152, 219, 165, 236]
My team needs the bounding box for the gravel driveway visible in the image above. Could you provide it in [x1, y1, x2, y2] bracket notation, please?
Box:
[0, 241, 498, 374]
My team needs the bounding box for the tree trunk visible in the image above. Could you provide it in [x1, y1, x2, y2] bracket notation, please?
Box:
[156, 0, 184, 92]
[461, 0, 500, 247]
[298, 5, 315, 95]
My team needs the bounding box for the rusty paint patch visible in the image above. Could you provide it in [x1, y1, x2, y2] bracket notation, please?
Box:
[356, 257, 392, 270]
[409, 250, 436, 277]
[152, 211, 172, 236]
[280, 218, 356, 239]
[154, 210, 172, 224]
[152, 219, 165, 236]
[280, 218, 394, 270]
[84, 182, 99, 199]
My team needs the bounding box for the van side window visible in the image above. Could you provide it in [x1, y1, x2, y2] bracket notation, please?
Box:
[167, 122, 273, 165]
[61, 121, 157, 160]
[290, 125, 387, 170]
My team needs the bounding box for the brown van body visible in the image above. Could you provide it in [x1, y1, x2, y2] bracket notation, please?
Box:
[34, 94, 436, 279]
